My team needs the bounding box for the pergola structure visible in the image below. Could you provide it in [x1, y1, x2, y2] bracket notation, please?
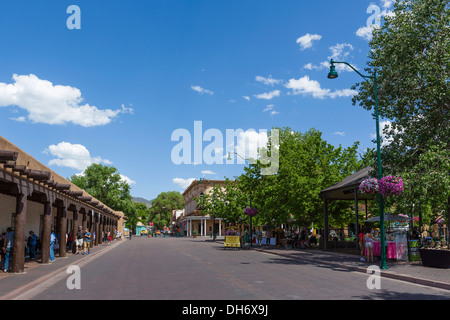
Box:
[319, 167, 373, 250]
[0, 136, 124, 273]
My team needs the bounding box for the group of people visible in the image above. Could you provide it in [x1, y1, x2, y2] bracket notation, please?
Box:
[73, 226, 92, 255]
[358, 228, 377, 263]
[1, 228, 41, 273]
[1, 226, 116, 273]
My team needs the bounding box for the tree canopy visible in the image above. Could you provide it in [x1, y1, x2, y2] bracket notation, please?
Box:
[70, 163, 134, 213]
[148, 191, 184, 229]
[352, 0, 450, 224]
[197, 127, 367, 229]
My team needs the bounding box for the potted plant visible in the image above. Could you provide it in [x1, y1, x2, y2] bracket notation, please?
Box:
[378, 176, 404, 197]
[193, 229, 198, 238]
[359, 178, 379, 195]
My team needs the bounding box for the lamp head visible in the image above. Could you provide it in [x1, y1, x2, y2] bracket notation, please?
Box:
[327, 60, 338, 79]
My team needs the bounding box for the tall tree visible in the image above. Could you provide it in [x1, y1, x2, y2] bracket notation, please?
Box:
[70, 163, 134, 214]
[352, 0, 450, 223]
[148, 191, 184, 229]
[202, 127, 366, 229]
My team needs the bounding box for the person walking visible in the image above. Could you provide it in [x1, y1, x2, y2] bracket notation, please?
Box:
[50, 230, 56, 263]
[3, 228, 14, 272]
[256, 229, 263, 246]
[28, 231, 37, 260]
[75, 226, 84, 254]
[83, 228, 91, 255]
[0, 233, 5, 270]
[104, 230, 109, 245]
[364, 230, 376, 263]
[3, 228, 14, 273]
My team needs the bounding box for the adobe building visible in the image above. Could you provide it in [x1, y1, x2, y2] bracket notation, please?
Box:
[0, 136, 124, 273]
[180, 179, 226, 237]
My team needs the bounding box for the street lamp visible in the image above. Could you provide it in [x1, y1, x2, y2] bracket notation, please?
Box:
[327, 59, 388, 270]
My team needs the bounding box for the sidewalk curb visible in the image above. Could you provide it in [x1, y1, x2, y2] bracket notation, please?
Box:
[0, 239, 125, 300]
[253, 247, 450, 291]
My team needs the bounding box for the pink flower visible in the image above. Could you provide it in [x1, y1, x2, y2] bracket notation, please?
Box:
[379, 176, 404, 197]
[359, 178, 379, 194]
[244, 207, 258, 217]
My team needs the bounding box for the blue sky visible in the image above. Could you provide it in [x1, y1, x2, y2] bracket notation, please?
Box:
[0, 0, 394, 200]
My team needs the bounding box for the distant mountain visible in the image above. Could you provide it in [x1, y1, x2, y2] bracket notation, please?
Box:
[132, 196, 152, 208]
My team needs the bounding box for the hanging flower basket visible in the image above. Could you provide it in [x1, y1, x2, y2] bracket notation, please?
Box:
[359, 178, 379, 195]
[244, 207, 258, 218]
[379, 176, 404, 197]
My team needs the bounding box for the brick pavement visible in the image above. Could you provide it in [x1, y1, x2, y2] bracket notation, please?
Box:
[0, 236, 448, 300]
[0, 239, 124, 299]
[249, 243, 450, 290]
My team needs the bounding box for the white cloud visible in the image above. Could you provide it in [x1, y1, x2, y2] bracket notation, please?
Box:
[262, 104, 280, 115]
[242, 96, 251, 101]
[296, 33, 322, 50]
[334, 131, 346, 136]
[303, 43, 356, 72]
[285, 76, 330, 99]
[233, 130, 269, 161]
[371, 120, 401, 147]
[254, 90, 280, 100]
[255, 75, 283, 86]
[10, 116, 26, 122]
[191, 85, 213, 95]
[0, 74, 132, 127]
[201, 170, 216, 175]
[120, 174, 136, 185]
[263, 104, 275, 112]
[45, 141, 112, 171]
[356, 25, 379, 41]
[173, 177, 196, 190]
[285, 76, 357, 99]
[356, 1, 395, 41]
[381, 0, 393, 9]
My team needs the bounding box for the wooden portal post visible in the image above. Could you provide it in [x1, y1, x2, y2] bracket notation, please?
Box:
[94, 212, 99, 246]
[11, 193, 27, 273]
[98, 214, 103, 245]
[58, 205, 67, 258]
[41, 202, 52, 264]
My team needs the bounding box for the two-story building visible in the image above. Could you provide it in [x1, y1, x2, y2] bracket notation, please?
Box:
[179, 179, 227, 237]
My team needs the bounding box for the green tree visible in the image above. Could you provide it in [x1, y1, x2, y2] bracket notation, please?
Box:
[70, 163, 134, 214]
[196, 178, 248, 227]
[229, 127, 366, 229]
[148, 191, 184, 229]
[352, 0, 450, 224]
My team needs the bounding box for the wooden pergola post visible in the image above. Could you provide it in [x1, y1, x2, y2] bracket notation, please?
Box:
[323, 195, 328, 251]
